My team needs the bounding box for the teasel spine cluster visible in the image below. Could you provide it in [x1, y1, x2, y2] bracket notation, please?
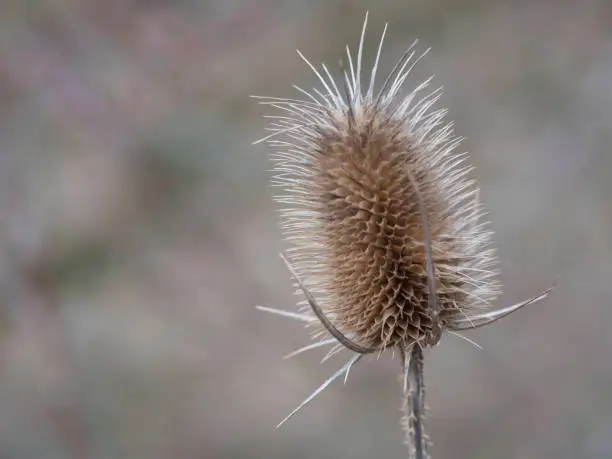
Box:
[253, 12, 554, 459]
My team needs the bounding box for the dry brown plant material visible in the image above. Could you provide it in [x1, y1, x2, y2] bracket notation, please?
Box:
[253, 12, 554, 458]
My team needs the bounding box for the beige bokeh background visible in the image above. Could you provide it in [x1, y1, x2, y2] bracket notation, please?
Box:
[1, 1, 611, 458]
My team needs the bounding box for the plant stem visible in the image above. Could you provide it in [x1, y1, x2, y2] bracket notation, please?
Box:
[401, 345, 429, 459]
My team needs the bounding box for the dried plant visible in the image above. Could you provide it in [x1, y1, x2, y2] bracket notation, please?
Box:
[253, 12, 554, 458]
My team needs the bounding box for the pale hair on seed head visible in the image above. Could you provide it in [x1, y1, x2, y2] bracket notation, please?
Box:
[253, 11, 554, 437]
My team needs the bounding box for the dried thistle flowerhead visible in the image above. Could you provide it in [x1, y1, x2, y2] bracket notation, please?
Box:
[254, 13, 553, 430]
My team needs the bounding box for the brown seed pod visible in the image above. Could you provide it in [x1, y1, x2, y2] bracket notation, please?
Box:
[254, 12, 553, 433]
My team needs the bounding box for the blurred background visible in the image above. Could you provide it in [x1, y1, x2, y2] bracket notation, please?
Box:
[0, 0, 611, 458]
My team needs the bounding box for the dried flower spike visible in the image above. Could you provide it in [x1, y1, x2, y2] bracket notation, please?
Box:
[253, 11, 554, 455]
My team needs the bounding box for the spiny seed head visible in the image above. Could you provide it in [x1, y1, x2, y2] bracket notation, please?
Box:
[254, 12, 554, 432]
[256, 16, 502, 353]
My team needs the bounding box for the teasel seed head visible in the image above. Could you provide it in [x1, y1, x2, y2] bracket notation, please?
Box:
[257, 18, 503, 351]
[253, 12, 554, 430]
